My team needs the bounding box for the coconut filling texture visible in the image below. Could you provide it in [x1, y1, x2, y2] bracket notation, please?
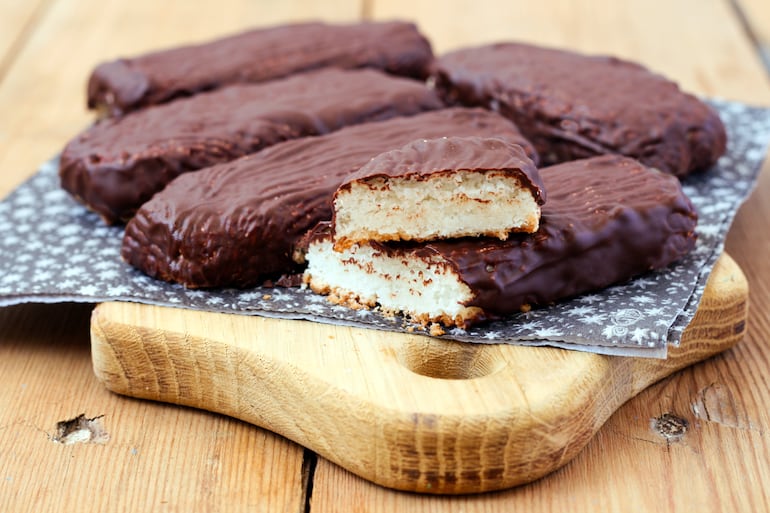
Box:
[333, 170, 541, 249]
[303, 237, 482, 327]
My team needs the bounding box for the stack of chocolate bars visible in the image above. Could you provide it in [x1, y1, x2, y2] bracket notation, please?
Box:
[58, 20, 726, 331]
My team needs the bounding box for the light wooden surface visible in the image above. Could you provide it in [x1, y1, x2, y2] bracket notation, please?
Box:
[0, 304, 308, 512]
[1, 0, 769, 511]
[0, 1, 46, 78]
[735, 0, 770, 69]
[90, 254, 747, 494]
[0, 0, 360, 196]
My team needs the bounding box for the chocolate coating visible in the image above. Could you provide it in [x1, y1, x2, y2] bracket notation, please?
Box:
[121, 108, 538, 288]
[88, 21, 434, 116]
[62, 68, 444, 224]
[337, 136, 545, 204]
[433, 42, 727, 177]
[356, 155, 697, 323]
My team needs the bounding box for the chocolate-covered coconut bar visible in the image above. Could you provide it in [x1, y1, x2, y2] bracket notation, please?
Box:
[88, 21, 434, 116]
[121, 108, 538, 288]
[301, 155, 697, 328]
[61, 68, 444, 224]
[433, 42, 726, 177]
[332, 136, 545, 249]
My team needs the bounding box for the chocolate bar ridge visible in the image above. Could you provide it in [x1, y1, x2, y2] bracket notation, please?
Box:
[88, 21, 434, 116]
[433, 42, 727, 177]
[121, 108, 538, 288]
[61, 68, 444, 224]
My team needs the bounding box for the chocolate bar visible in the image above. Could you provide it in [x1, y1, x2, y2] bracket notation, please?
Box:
[88, 21, 434, 116]
[433, 42, 726, 177]
[301, 155, 698, 328]
[121, 108, 538, 288]
[61, 68, 444, 224]
[332, 136, 545, 249]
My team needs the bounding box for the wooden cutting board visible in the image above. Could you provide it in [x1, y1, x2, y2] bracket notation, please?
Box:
[89, 253, 747, 494]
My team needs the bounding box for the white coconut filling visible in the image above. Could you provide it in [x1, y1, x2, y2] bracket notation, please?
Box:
[333, 170, 540, 247]
[304, 237, 479, 323]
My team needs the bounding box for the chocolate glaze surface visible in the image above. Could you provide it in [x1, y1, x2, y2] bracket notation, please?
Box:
[122, 108, 538, 288]
[88, 21, 434, 116]
[350, 155, 697, 324]
[62, 68, 444, 224]
[337, 136, 545, 204]
[433, 42, 727, 177]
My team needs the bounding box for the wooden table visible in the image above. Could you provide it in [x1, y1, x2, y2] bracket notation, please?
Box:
[1, 1, 769, 511]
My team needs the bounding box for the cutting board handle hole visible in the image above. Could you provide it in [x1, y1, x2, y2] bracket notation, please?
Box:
[396, 338, 505, 380]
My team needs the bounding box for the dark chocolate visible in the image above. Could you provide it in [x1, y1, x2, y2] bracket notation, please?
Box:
[344, 155, 697, 324]
[337, 136, 545, 204]
[88, 21, 434, 116]
[121, 108, 538, 288]
[433, 42, 727, 177]
[62, 68, 444, 224]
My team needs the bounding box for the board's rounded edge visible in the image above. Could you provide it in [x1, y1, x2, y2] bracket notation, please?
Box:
[88, 253, 747, 494]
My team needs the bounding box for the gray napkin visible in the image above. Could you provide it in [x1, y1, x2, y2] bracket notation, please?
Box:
[1, 99, 768, 358]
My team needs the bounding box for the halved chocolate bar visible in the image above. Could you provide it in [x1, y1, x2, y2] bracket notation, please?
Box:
[88, 21, 434, 116]
[121, 108, 538, 288]
[332, 136, 545, 249]
[301, 155, 698, 329]
[433, 42, 726, 177]
[61, 68, 443, 224]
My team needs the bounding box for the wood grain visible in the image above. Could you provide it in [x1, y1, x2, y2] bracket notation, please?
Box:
[0, 0, 50, 82]
[308, 257, 766, 509]
[1, 0, 769, 510]
[89, 254, 747, 494]
[734, 0, 770, 68]
[371, 0, 770, 104]
[0, 0, 362, 197]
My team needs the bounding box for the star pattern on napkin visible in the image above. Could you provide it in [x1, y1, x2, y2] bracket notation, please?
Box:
[1, 100, 769, 357]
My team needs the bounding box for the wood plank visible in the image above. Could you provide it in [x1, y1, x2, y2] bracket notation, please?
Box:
[0, 0, 362, 511]
[0, 0, 362, 197]
[371, 0, 770, 104]
[0, 0, 49, 79]
[0, 303, 308, 512]
[734, 0, 770, 70]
